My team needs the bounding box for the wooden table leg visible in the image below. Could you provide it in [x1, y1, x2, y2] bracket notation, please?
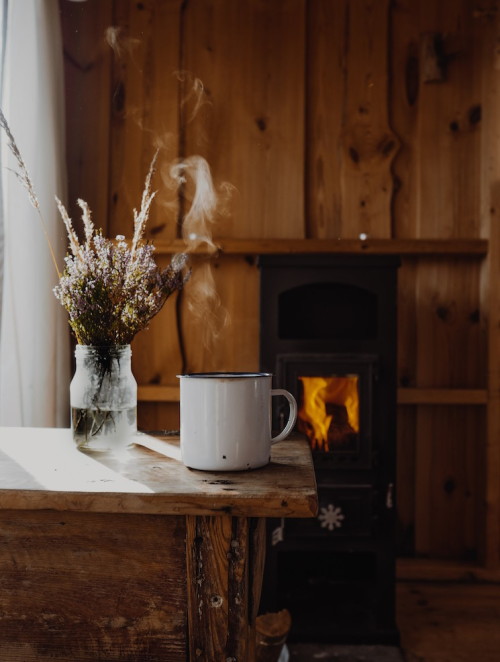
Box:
[186, 515, 266, 661]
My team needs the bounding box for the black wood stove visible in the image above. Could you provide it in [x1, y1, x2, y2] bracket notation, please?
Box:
[258, 254, 400, 644]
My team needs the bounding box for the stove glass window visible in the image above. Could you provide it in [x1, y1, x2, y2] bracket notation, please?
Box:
[298, 375, 359, 452]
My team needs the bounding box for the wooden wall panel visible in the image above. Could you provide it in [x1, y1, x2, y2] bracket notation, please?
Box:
[415, 259, 483, 389]
[181, 0, 305, 239]
[397, 255, 484, 557]
[61, 0, 113, 231]
[398, 260, 419, 388]
[392, 0, 482, 239]
[305, 0, 346, 238]
[396, 260, 418, 554]
[181, 257, 260, 373]
[412, 257, 484, 558]
[307, 0, 397, 239]
[339, 0, 398, 238]
[390, 0, 421, 239]
[131, 284, 182, 384]
[414, 406, 483, 558]
[478, 0, 500, 569]
[137, 403, 180, 433]
[109, 0, 182, 242]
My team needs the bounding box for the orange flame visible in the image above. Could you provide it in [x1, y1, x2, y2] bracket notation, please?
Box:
[298, 376, 359, 452]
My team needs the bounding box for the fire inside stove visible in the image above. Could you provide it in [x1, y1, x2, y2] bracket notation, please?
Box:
[298, 375, 359, 452]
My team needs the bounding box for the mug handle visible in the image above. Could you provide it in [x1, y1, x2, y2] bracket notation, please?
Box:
[270, 389, 298, 444]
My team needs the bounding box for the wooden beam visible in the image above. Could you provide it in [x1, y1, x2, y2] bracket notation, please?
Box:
[153, 237, 488, 256]
[398, 388, 487, 405]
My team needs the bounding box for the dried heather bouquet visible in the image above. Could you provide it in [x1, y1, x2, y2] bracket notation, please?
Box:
[53, 153, 189, 346]
[0, 108, 189, 347]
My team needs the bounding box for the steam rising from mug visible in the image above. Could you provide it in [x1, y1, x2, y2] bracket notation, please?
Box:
[168, 156, 231, 346]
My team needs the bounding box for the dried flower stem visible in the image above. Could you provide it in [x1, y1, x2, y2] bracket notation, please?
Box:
[0, 108, 61, 278]
[131, 149, 158, 258]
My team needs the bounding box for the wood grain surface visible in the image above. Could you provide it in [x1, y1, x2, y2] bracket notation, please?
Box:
[0, 428, 318, 518]
[185, 515, 258, 661]
[0, 508, 187, 661]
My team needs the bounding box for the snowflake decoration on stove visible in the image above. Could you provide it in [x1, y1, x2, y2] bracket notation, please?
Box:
[318, 503, 345, 531]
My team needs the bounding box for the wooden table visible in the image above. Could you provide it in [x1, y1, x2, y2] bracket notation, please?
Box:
[0, 427, 317, 661]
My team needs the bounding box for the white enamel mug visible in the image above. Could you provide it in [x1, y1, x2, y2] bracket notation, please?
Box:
[177, 372, 297, 471]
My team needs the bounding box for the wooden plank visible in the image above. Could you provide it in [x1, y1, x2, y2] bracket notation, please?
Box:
[390, 0, 420, 238]
[414, 406, 482, 559]
[60, 0, 113, 232]
[415, 0, 482, 238]
[249, 518, 266, 626]
[397, 259, 419, 393]
[396, 259, 419, 555]
[396, 557, 500, 582]
[392, 0, 482, 240]
[153, 237, 489, 255]
[181, 256, 260, 373]
[185, 515, 257, 661]
[340, 0, 399, 238]
[478, 0, 500, 570]
[131, 278, 183, 391]
[109, 0, 182, 242]
[137, 402, 180, 434]
[413, 255, 484, 558]
[0, 509, 186, 661]
[397, 388, 487, 405]
[138, 385, 180, 402]
[305, 0, 346, 238]
[397, 581, 500, 662]
[0, 428, 318, 518]
[182, 0, 306, 238]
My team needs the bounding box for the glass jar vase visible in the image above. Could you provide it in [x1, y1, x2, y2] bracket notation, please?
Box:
[70, 345, 137, 453]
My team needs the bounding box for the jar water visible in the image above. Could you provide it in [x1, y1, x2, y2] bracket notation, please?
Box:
[70, 345, 137, 453]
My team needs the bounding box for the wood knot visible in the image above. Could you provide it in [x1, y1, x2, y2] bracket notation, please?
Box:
[149, 223, 167, 236]
[469, 104, 482, 126]
[377, 137, 396, 157]
[436, 305, 451, 322]
[443, 477, 456, 494]
[469, 309, 480, 323]
[210, 595, 223, 608]
[255, 117, 267, 131]
[349, 147, 360, 163]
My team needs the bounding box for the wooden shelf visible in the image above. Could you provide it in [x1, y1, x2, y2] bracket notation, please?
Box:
[154, 237, 488, 256]
[397, 388, 487, 405]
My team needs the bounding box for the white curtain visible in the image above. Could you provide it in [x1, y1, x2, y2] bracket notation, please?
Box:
[0, 0, 69, 427]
